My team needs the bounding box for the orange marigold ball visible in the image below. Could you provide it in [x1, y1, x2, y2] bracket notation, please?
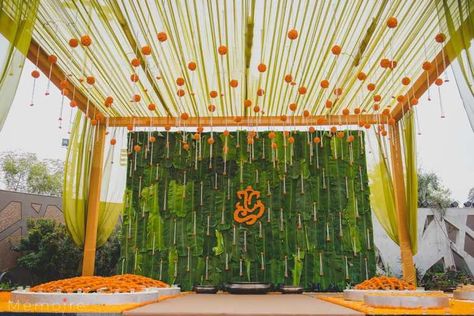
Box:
[268, 131, 276, 139]
[209, 90, 218, 98]
[104, 96, 114, 107]
[382, 108, 390, 116]
[373, 94, 381, 102]
[164, 124, 171, 131]
[401, 77, 411, 86]
[141, 45, 152, 55]
[330, 126, 337, 134]
[131, 58, 141, 67]
[176, 77, 185, 86]
[133, 94, 141, 102]
[218, 45, 228, 55]
[48, 55, 57, 64]
[313, 136, 321, 144]
[188, 61, 197, 71]
[367, 83, 376, 91]
[388, 118, 396, 125]
[271, 142, 278, 149]
[397, 95, 406, 103]
[31, 70, 40, 78]
[354, 108, 361, 115]
[69, 38, 79, 48]
[80, 35, 92, 46]
[207, 137, 215, 145]
[257, 88, 264, 96]
[357, 72, 367, 81]
[110, 138, 117, 145]
[333, 87, 342, 96]
[303, 110, 310, 117]
[193, 133, 200, 141]
[347, 135, 355, 143]
[288, 136, 295, 144]
[223, 130, 230, 137]
[70, 100, 77, 107]
[298, 86, 307, 95]
[285, 74, 293, 83]
[435, 33, 446, 43]
[411, 98, 419, 106]
[230, 79, 239, 88]
[342, 108, 350, 116]
[373, 104, 380, 111]
[325, 100, 333, 108]
[244, 99, 252, 108]
[181, 112, 189, 120]
[182, 142, 190, 150]
[380, 58, 391, 69]
[387, 17, 398, 28]
[317, 117, 327, 125]
[149, 136, 156, 143]
[320, 79, 329, 89]
[86, 76, 95, 85]
[287, 29, 298, 40]
[381, 130, 388, 136]
[148, 103, 156, 111]
[336, 131, 344, 138]
[422, 61, 432, 71]
[130, 73, 139, 82]
[364, 123, 371, 129]
[289, 103, 297, 112]
[309, 126, 315, 133]
[177, 89, 186, 97]
[253, 105, 260, 113]
[197, 126, 204, 133]
[157, 32, 168, 42]
[208, 104, 216, 112]
[258, 63, 267, 72]
[331, 45, 342, 56]
[133, 144, 142, 152]
[280, 115, 287, 122]
[435, 78, 443, 86]
[127, 124, 133, 131]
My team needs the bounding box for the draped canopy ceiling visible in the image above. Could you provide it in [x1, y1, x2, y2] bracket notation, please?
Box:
[29, 0, 465, 126]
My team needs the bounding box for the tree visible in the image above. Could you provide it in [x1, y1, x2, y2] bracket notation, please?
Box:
[0, 151, 63, 196]
[468, 188, 474, 203]
[417, 169, 452, 209]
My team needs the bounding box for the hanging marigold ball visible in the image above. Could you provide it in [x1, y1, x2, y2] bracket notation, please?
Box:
[104, 96, 114, 107]
[303, 110, 310, 117]
[298, 86, 307, 95]
[133, 94, 141, 102]
[320, 79, 329, 89]
[389, 60, 398, 69]
[310, 136, 320, 145]
[381, 130, 388, 137]
[86, 76, 96, 85]
[164, 124, 171, 131]
[208, 104, 216, 112]
[157, 32, 168, 42]
[373, 94, 381, 102]
[331, 45, 342, 56]
[397, 95, 406, 103]
[288, 136, 295, 144]
[364, 123, 371, 129]
[347, 135, 355, 143]
[283, 130, 290, 137]
[382, 108, 390, 116]
[309, 126, 315, 133]
[333, 87, 343, 96]
[257, 63, 267, 72]
[48, 55, 58, 64]
[130, 73, 139, 82]
[289, 103, 297, 112]
[231, 116, 241, 124]
[411, 98, 419, 106]
[253, 105, 260, 113]
[80, 35, 92, 46]
[330, 126, 337, 134]
[336, 131, 345, 138]
[401, 77, 411, 85]
[131, 58, 140, 67]
[223, 129, 230, 137]
[268, 131, 276, 139]
[388, 118, 396, 126]
[342, 108, 350, 116]
[287, 28, 298, 40]
[182, 142, 190, 151]
[257, 88, 265, 96]
[69, 38, 79, 48]
[218, 45, 228, 55]
[325, 100, 333, 108]
[31, 70, 40, 78]
[133, 144, 142, 152]
[230, 79, 239, 88]
[177, 89, 186, 97]
[285, 74, 293, 83]
[176, 77, 185, 86]
[110, 138, 117, 145]
[422, 61, 432, 71]
[148, 103, 156, 111]
[380, 58, 391, 69]
[271, 142, 278, 149]
[193, 133, 200, 141]
[197, 126, 204, 133]
[70, 100, 77, 107]
[188, 61, 197, 71]
[373, 103, 380, 111]
[367, 83, 376, 91]
[280, 114, 287, 122]
[141, 45, 152, 55]
[317, 117, 327, 125]
[126, 124, 133, 131]
[181, 112, 189, 120]
[209, 90, 218, 98]
[61, 88, 69, 96]
[358, 121, 365, 128]
[147, 136, 155, 143]
[435, 78, 444, 86]
[386, 17, 398, 28]
[435, 33, 446, 43]
[207, 137, 215, 145]
[243, 99, 252, 108]
[357, 72, 367, 81]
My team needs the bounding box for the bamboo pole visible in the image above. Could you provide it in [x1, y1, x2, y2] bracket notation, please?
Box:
[389, 121, 416, 284]
[82, 123, 107, 276]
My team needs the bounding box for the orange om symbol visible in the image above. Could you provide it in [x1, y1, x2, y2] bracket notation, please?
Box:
[234, 186, 265, 225]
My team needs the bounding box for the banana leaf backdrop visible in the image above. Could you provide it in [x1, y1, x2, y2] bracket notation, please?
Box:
[120, 130, 375, 290]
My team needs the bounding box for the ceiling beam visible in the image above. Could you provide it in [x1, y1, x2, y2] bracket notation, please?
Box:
[108, 114, 386, 127]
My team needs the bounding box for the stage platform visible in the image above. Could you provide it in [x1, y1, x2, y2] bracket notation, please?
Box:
[124, 293, 363, 316]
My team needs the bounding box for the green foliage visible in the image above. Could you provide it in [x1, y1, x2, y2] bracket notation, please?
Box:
[14, 219, 120, 284]
[121, 131, 375, 290]
[418, 169, 452, 209]
[0, 151, 63, 196]
[421, 265, 473, 291]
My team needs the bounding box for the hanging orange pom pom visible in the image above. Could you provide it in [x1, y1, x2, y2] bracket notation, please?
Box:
[389, 60, 397, 69]
[193, 133, 200, 141]
[258, 63, 267, 72]
[303, 110, 310, 117]
[69, 38, 79, 48]
[422, 61, 432, 71]
[298, 86, 307, 95]
[197, 126, 204, 133]
[70, 100, 77, 108]
[397, 95, 406, 103]
[388, 118, 396, 126]
[244, 99, 252, 108]
[284, 74, 293, 83]
[48, 55, 57, 64]
[110, 138, 117, 145]
[133, 94, 141, 102]
[80, 35, 92, 46]
[333, 87, 343, 96]
[181, 112, 189, 120]
[104, 96, 114, 107]
[234, 116, 242, 123]
[325, 100, 333, 108]
[320, 79, 329, 89]
[164, 124, 171, 131]
[367, 83, 376, 91]
[342, 108, 350, 116]
[253, 105, 260, 113]
[330, 126, 337, 134]
[230, 79, 239, 88]
[207, 137, 215, 145]
[157, 32, 168, 42]
[287, 29, 298, 40]
[271, 142, 278, 149]
[373, 104, 380, 111]
[127, 124, 133, 131]
[435, 78, 443, 86]
[331, 45, 342, 56]
[148, 103, 156, 111]
[401, 77, 411, 85]
[313, 136, 321, 144]
[86, 76, 95, 85]
[435, 33, 446, 43]
[133, 144, 142, 152]
[280, 115, 287, 122]
[386, 17, 398, 28]
[31, 70, 40, 78]
[289, 103, 297, 112]
[176, 77, 185, 86]
[177, 89, 186, 97]
[309, 126, 315, 133]
[382, 108, 391, 116]
[357, 72, 367, 81]
[209, 90, 218, 98]
[380, 58, 391, 69]
[218, 45, 228, 55]
[188, 61, 197, 71]
[411, 98, 419, 106]
[223, 130, 230, 137]
[208, 104, 216, 112]
[130, 73, 139, 82]
[180, 142, 189, 151]
[336, 131, 344, 138]
[149, 136, 156, 143]
[364, 123, 371, 129]
[288, 136, 295, 144]
[317, 117, 327, 125]
[347, 135, 355, 143]
[373, 94, 381, 102]
[381, 130, 388, 137]
[141, 45, 152, 55]
[257, 88, 264, 96]
[268, 131, 276, 139]
[354, 108, 361, 115]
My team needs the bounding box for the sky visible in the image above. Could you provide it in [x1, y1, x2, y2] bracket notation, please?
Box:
[0, 61, 473, 203]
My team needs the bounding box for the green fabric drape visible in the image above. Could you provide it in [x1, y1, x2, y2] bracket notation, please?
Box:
[63, 112, 123, 248]
[0, 0, 39, 131]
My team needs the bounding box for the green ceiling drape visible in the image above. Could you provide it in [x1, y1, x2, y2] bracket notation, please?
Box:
[0, 0, 39, 131]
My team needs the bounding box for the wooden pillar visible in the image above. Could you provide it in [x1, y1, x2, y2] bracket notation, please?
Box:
[389, 122, 416, 284]
[82, 124, 107, 276]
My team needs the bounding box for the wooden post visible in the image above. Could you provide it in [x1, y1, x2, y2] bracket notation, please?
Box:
[389, 122, 416, 284]
[82, 124, 107, 276]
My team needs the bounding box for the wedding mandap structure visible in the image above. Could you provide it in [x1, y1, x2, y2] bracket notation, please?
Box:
[1, 0, 474, 315]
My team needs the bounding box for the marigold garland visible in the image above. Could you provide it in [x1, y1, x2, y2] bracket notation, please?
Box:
[354, 276, 415, 290]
